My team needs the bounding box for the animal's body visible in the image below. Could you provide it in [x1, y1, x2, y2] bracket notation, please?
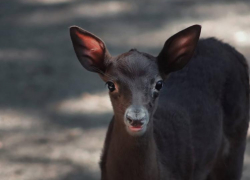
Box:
[70, 25, 249, 180]
[155, 38, 249, 180]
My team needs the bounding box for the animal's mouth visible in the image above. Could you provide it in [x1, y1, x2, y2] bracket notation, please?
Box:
[129, 125, 143, 132]
[126, 118, 145, 132]
[125, 123, 147, 136]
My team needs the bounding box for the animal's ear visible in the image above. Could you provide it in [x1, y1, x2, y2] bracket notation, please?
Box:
[157, 25, 201, 76]
[70, 26, 111, 73]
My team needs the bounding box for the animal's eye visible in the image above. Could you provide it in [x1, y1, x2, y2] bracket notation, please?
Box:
[155, 80, 163, 91]
[106, 81, 115, 92]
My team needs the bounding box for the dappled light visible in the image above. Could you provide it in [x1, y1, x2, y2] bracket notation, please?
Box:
[0, 108, 106, 179]
[1, 0, 250, 179]
[234, 31, 250, 46]
[19, 0, 73, 5]
[74, 2, 134, 18]
[12, 1, 134, 26]
[125, 2, 250, 50]
[0, 109, 43, 131]
[51, 91, 112, 114]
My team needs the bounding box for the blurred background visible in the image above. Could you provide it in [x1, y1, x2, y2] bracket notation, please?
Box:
[0, 0, 250, 179]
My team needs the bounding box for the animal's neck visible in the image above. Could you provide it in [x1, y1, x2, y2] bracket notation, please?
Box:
[105, 114, 160, 180]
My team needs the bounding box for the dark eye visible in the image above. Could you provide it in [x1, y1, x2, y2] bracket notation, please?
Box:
[106, 81, 115, 92]
[155, 80, 163, 91]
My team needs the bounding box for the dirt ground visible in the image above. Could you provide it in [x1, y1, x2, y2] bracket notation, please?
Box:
[0, 0, 250, 179]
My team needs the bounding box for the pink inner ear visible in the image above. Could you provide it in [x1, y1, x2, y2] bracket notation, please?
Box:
[75, 31, 104, 67]
[177, 36, 190, 46]
[169, 35, 194, 60]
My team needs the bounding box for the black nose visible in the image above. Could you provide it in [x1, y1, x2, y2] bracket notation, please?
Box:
[126, 116, 144, 127]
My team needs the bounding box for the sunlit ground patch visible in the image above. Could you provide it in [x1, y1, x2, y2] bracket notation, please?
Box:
[0, 109, 44, 131]
[51, 91, 112, 115]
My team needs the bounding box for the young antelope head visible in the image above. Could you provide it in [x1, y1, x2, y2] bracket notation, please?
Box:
[70, 25, 201, 136]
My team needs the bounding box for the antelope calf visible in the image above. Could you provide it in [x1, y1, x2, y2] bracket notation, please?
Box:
[70, 25, 249, 180]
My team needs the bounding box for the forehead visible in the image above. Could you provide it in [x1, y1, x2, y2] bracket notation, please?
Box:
[107, 50, 158, 81]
